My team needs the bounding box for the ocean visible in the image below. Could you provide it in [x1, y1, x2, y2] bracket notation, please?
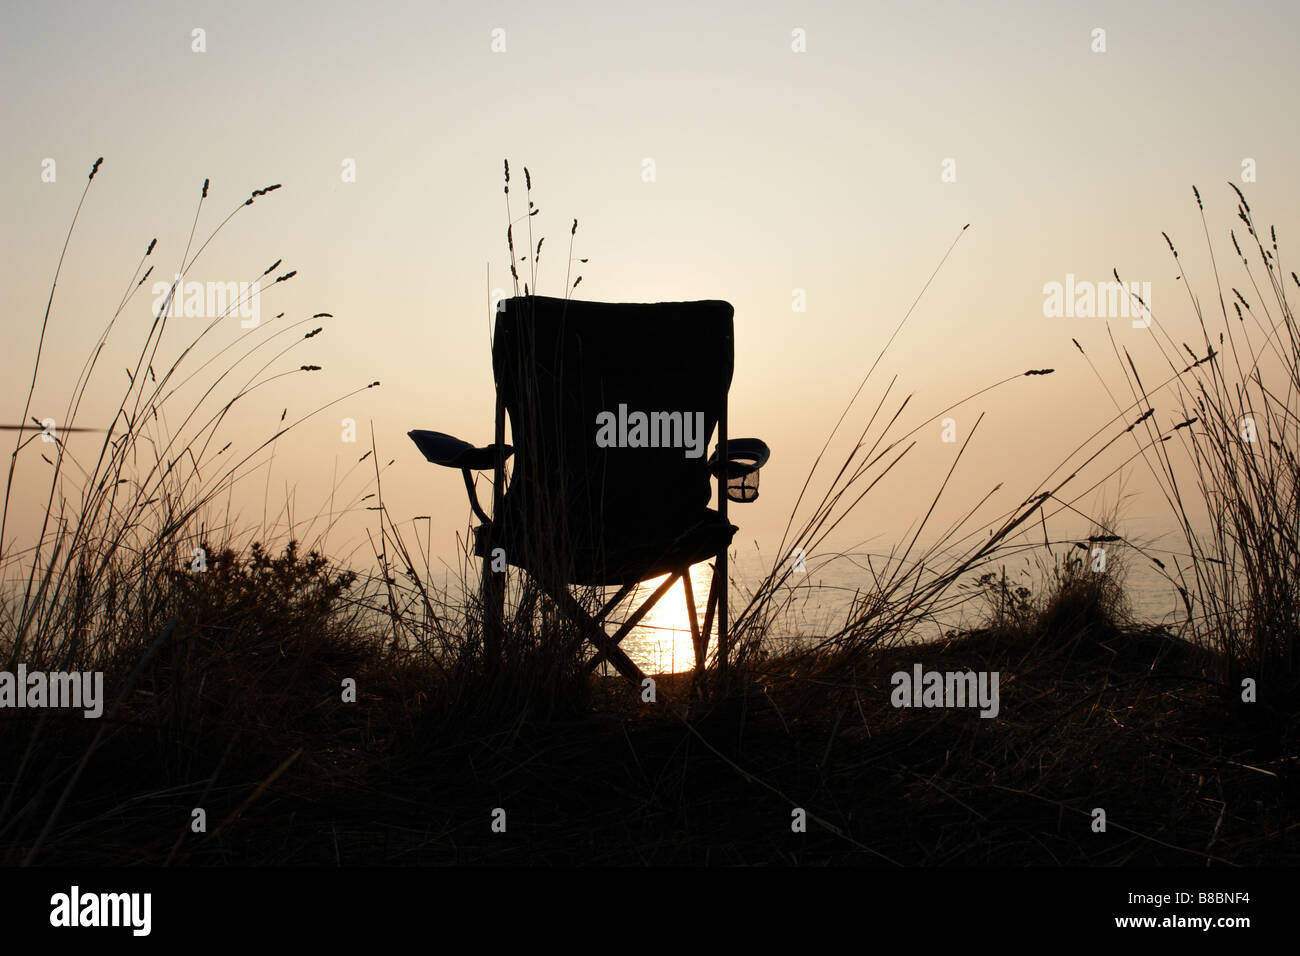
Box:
[617, 539, 1197, 675]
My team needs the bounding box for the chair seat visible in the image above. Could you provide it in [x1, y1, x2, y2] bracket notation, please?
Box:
[473, 507, 738, 586]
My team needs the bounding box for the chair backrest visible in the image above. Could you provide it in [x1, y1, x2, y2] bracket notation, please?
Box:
[491, 295, 734, 581]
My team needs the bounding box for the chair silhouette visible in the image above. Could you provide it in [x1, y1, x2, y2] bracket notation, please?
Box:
[409, 295, 769, 688]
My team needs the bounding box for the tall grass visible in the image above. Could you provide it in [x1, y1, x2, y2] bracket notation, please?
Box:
[724, 239, 1175, 684]
[1084, 185, 1299, 698]
[0, 160, 394, 860]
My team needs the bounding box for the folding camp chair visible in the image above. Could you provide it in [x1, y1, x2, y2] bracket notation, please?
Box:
[409, 295, 769, 688]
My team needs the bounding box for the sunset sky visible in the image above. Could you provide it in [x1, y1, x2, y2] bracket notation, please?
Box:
[3, 0, 1298, 586]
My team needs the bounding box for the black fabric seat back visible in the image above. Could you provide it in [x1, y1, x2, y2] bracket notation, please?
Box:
[491, 295, 734, 582]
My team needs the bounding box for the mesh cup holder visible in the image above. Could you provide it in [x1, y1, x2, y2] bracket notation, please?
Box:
[710, 439, 769, 503]
[725, 459, 761, 502]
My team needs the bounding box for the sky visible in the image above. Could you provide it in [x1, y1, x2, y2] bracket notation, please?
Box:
[2, 0, 1298, 587]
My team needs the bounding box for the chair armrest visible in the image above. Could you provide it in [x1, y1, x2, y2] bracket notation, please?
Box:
[408, 430, 513, 470]
[409, 429, 513, 524]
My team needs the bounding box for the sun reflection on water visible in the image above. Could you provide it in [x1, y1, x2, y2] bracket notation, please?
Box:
[601, 564, 717, 676]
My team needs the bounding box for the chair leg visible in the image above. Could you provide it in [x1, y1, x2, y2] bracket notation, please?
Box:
[681, 567, 707, 699]
[717, 549, 729, 684]
[582, 571, 682, 674]
[681, 567, 703, 671]
[480, 555, 505, 666]
[484, 389, 507, 667]
[540, 579, 647, 686]
[717, 390, 729, 684]
[594, 581, 637, 626]
[698, 561, 722, 695]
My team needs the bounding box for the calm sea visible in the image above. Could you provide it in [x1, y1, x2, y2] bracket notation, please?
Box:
[618, 538, 1197, 675]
